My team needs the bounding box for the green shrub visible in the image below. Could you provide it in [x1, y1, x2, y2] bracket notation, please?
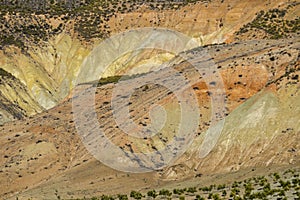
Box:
[222, 190, 227, 197]
[101, 195, 114, 200]
[130, 191, 143, 200]
[217, 184, 225, 190]
[147, 190, 157, 198]
[273, 173, 280, 180]
[179, 196, 185, 200]
[187, 187, 197, 193]
[173, 188, 185, 195]
[117, 194, 128, 200]
[195, 195, 205, 200]
[0, 68, 13, 77]
[159, 189, 172, 196]
[212, 193, 221, 200]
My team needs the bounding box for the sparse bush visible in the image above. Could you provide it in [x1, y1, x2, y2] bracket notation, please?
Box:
[117, 194, 128, 200]
[217, 184, 225, 190]
[173, 188, 184, 195]
[147, 190, 157, 198]
[159, 189, 171, 196]
[179, 196, 185, 200]
[212, 193, 221, 200]
[195, 195, 205, 200]
[187, 187, 197, 193]
[101, 195, 114, 200]
[222, 190, 227, 197]
[273, 173, 280, 180]
[130, 191, 143, 200]
[0, 68, 13, 77]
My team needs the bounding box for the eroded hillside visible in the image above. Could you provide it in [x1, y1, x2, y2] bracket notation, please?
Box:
[0, 0, 299, 199]
[0, 37, 299, 199]
[0, 0, 297, 124]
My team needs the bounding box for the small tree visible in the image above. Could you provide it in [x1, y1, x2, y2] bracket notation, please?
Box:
[101, 195, 114, 200]
[147, 190, 157, 198]
[187, 187, 197, 193]
[117, 194, 128, 200]
[217, 184, 226, 190]
[273, 173, 280, 180]
[130, 191, 143, 200]
[159, 189, 172, 197]
[213, 194, 221, 200]
[179, 196, 185, 200]
[195, 195, 205, 200]
[222, 190, 227, 197]
[173, 188, 184, 195]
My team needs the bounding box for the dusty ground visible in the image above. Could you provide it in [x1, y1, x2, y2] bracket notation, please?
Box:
[0, 1, 299, 199]
[0, 37, 299, 199]
[0, 0, 295, 124]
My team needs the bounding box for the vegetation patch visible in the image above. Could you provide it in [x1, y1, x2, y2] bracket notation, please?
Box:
[0, 0, 207, 49]
[48, 169, 300, 200]
[0, 68, 14, 78]
[236, 4, 300, 39]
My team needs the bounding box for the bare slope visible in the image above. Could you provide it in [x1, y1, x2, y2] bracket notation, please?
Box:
[0, 37, 299, 199]
[0, 0, 292, 124]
